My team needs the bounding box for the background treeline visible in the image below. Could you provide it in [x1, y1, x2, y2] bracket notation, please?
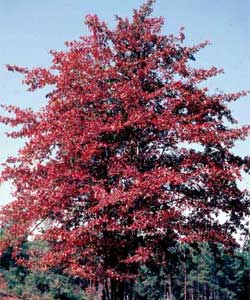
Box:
[0, 239, 249, 300]
[133, 241, 249, 300]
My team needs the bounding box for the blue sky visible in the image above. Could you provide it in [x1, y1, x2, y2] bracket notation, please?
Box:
[0, 0, 249, 205]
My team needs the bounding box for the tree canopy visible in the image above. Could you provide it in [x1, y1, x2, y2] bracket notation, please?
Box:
[0, 0, 249, 297]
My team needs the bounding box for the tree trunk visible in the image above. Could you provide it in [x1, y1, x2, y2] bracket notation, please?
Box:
[110, 279, 116, 300]
[206, 283, 210, 300]
[163, 278, 167, 300]
[129, 280, 134, 300]
[184, 262, 187, 300]
[103, 278, 110, 300]
[168, 274, 173, 300]
[190, 282, 194, 300]
[117, 281, 125, 300]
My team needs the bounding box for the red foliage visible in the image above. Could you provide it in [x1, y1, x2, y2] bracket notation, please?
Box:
[0, 0, 249, 283]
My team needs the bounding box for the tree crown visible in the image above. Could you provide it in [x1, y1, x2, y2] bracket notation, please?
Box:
[0, 0, 249, 281]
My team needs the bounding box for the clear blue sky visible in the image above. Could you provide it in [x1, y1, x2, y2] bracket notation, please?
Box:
[0, 0, 249, 205]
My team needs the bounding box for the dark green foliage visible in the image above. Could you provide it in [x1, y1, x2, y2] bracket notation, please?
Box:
[1, 267, 87, 300]
[0, 239, 87, 300]
[133, 242, 249, 300]
[23, 271, 86, 299]
[0, 240, 249, 299]
[133, 265, 165, 299]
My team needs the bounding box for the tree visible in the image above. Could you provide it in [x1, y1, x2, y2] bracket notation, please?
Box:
[0, 0, 249, 298]
[0, 235, 87, 300]
[133, 242, 250, 300]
